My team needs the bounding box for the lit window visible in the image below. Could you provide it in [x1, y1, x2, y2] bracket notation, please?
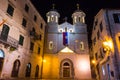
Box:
[79, 17, 84, 23]
[82, 17, 85, 23]
[0, 50, 4, 58]
[74, 16, 77, 23]
[102, 66, 105, 76]
[80, 42, 84, 50]
[49, 41, 53, 50]
[47, 16, 50, 22]
[55, 16, 58, 22]
[51, 15, 54, 21]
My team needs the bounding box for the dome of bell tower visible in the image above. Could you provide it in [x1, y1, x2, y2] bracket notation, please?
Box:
[46, 4, 60, 24]
[72, 4, 86, 24]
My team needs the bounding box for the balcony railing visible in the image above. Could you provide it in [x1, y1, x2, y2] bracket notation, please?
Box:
[30, 31, 41, 41]
[0, 31, 18, 48]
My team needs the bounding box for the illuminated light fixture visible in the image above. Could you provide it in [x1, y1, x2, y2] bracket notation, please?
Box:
[103, 40, 113, 51]
[91, 59, 96, 64]
[43, 59, 46, 63]
[100, 39, 114, 64]
[0, 19, 7, 26]
[60, 47, 74, 53]
[51, 15, 54, 17]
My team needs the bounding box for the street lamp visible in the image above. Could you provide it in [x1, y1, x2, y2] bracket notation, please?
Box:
[92, 59, 96, 65]
[103, 40, 113, 51]
[0, 19, 7, 26]
[103, 40, 113, 55]
[43, 59, 46, 63]
[100, 39, 113, 64]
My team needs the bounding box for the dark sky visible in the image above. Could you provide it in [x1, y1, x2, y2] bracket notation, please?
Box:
[30, 0, 120, 43]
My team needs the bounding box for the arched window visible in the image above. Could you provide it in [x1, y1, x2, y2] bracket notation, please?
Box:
[80, 42, 84, 50]
[63, 62, 70, 77]
[51, 15, 54, 22]
[82, 17, 85, 23]
[25, 63, 31, 77]
[69, 29, 73, 33]
[0, 50, 4, 74]
[55, 16, 58, 23]
[60, 59, 74, 79]
[35, 65, 39, 78]
[58, 28, 63, 33]
[64, 62, 70, 66]
[49, 41, 53, 50]
[11, 59, 20, 77]
[47, 16, 50, 22]
[74, 16, 77, 24]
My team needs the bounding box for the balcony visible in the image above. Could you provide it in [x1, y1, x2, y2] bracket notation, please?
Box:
[0, 31, 18, 48]
[30, 31, 41, 41]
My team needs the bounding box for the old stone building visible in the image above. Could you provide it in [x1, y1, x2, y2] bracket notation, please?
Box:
[91, 9, 120, 80]
[42, 5, 91, 79]
[0, 0, 46, 79]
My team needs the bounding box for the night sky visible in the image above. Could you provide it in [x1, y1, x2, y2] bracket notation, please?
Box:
[30, 0, 120, 44]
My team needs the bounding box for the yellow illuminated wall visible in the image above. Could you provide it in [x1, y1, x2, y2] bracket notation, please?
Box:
[42, 54, 59, 79]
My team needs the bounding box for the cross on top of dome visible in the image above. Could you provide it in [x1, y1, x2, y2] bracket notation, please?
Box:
[52, 4, 55, 10]
[77, 4, 80, 10]
[64, 17, 68, 22]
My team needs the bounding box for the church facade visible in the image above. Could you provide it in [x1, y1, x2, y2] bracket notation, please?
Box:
[42, 6, 91, 80]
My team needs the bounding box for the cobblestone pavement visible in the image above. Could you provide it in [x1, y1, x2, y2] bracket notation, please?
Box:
[0, 78, 75, 80]
[0, 79, 93, 80]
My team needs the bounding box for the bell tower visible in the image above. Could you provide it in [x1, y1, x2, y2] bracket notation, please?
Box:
[72, 4, 86, 24]
[46, 4, 60, 24]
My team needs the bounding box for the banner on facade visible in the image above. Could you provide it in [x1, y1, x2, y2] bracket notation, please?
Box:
[63, 32, 68, 46]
